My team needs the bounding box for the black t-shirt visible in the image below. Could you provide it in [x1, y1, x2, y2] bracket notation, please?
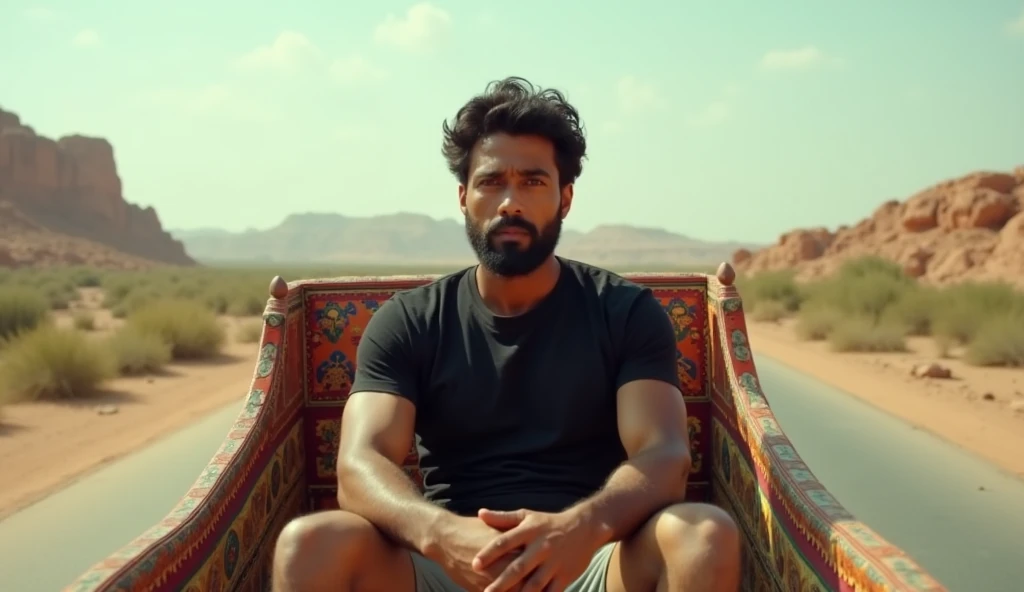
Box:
[350, 257, 679, 516]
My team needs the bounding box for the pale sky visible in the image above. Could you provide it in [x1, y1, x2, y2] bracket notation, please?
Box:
[2, 0, 1023, 243]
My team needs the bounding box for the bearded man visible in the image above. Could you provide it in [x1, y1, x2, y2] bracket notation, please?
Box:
[272, 77, 741, 592]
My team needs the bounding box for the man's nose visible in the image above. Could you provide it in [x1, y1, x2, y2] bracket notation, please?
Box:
[496, 189, 525, 217]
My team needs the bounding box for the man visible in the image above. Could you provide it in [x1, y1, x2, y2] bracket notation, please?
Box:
[272, 77, 741, 592]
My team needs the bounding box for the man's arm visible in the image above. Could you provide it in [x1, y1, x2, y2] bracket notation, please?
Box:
[337, 392, 458, 556]
[335, 299, 456, 559]
[570, 291, 691, 544]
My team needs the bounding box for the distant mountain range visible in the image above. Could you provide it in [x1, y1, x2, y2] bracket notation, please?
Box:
[170, 212, 759, 268]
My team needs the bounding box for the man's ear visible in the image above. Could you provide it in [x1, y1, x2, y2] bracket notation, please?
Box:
[559, 184, 574, 219]
[458, 184, 468, 216]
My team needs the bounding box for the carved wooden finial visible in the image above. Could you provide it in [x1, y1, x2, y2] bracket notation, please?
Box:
[269, 276, 288, 299]
[716, 262, 736, 287]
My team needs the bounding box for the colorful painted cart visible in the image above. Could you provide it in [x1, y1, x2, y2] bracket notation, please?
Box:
[66, 264, 946, 592]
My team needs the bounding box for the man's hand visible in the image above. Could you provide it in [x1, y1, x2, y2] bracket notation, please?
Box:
[471, 508, 608, 592]
[429, 514, 525, 591]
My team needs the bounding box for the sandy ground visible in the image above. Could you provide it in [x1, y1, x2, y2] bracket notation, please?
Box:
[0, 291, 262, 520]
[747, 319, 1024, 479]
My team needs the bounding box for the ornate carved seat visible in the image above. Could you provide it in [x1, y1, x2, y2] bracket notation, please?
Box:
[67, 268, 946, 592]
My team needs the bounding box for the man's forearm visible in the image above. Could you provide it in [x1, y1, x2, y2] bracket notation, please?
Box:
[337, 451, 456, 558]
[570, 443, 691, 544]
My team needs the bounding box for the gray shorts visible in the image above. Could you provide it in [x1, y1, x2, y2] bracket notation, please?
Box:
[411, 542, 616, 592]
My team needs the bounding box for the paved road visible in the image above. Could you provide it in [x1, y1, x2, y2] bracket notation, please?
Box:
[1, 357, 1023, 591]
[755, 357, 1024, 592]
[0, 402, 244, 592]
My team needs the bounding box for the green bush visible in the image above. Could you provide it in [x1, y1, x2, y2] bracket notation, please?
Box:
[963, 314, 1024, 367]
[794, 305, 843, 341]
[834, 256, 909, 283]
[750, 300, 788, 322]
[0, 287, 50, 341]
[71, 310, 96, 331]
[105, 326, 173, 375]
[881, 287, 936, 336]
[126, 299, 226, 360]
[737, 270, 804, 312]
[69, 268, 104, 287]
[828, 319, 908, 353]
[235, 319, 265, 344]
[225, 293, 266, 317]
[931, 282, 1024, 344]
[792, 257, 923, 345]
[804, 274, 908, 325]
[0, 326, 117, 401]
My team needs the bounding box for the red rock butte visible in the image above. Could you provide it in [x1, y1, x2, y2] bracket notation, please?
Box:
[733, 168, 1024, 288]
[0, 106, 194, 268]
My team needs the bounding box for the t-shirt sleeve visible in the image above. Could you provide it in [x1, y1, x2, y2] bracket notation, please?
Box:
[349, 297, 421, 406]
[615, 289, 681, 391]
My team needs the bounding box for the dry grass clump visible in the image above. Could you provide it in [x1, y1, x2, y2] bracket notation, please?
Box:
[739, 256, 1024, 364]
[125, 299, 226, 360]
[0, 326, 117, 402]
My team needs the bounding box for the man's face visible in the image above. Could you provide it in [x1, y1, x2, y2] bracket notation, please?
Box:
[460, 133, 574, 277]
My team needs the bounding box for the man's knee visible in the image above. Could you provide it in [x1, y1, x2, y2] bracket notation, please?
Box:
[273, 510, 390, 587]
[276, 510, 373, 560]
[652, 502, 741, 565]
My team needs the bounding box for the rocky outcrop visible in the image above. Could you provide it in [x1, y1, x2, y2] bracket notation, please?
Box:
[0, 201, 158, 270]
[733, 169, 1024, 288]
[0, 106, 194, 266]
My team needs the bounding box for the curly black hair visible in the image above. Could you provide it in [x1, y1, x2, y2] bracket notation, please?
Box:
[441, 76, 587, 187]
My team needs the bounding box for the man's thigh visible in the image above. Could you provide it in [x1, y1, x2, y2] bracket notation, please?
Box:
[409, 543, 616, 592]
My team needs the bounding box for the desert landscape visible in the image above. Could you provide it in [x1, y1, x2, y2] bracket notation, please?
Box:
[732, 167, 1024, 473]
[1, 100, 1024, 525]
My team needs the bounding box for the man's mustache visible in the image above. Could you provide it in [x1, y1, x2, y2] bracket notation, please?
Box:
[487, 217, 538, 237]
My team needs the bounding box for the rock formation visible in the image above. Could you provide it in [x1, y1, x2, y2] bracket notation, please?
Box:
[0, 106, 194, 267]
[733, 168, 1024, 287]
[0, 201, 158, 270]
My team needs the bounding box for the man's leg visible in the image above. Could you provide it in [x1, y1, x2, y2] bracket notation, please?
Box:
[599, 502, 741, 592]
[271, 509, 460, 592]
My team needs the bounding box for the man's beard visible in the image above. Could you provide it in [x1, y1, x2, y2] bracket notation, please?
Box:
[465, 212, 563, 277]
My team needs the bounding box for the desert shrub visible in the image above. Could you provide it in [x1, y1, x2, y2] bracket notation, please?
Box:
[805, 274, 909, 325]
[827, 318, 908, 353]
[22, 276, 80, 310]
[794, 305, 843, 341]
[71, 310, 96, 331]
[750, 300, 788, 322]
[931, 282, 1024, 344]
[225, 292, 266, 317]
[102, 280, 136, 308]
[126, 299, 226, 360]
[0, 326, 117, 401]
[119, 290, 164, 316]
[880, 286, 938, 336]
[68, 267, 104, 287]
[834, 256, 908, 282]
[0, 287, 50, 341]
[737, 270, 804, 312]
[105, 326, 173, 375]
[47, 291, 72, 310]
[790, 258, 918, 344]
[963, 314, 1024, 367]
[235, 319, 265, 344]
